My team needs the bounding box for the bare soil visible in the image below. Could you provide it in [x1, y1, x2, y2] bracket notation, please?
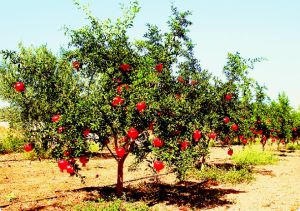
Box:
[0, 146, 300, 210]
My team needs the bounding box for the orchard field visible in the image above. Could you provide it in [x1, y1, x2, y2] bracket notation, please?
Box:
[0, 140, 300, 210]
[1, 1, 300, 210]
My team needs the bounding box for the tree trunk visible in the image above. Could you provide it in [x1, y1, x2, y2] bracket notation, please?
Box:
[116, 158, 125, 197]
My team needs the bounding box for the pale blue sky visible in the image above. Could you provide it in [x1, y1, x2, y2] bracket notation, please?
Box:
[0, 0, 299, 108]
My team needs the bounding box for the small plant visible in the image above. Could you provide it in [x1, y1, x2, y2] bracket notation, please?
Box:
[5, 193, 17, 202]
[232, 147, 278, 165]
[208, 139, 215, 147]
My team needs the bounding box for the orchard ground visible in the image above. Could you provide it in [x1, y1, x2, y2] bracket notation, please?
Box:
[0, 145, 300, 210]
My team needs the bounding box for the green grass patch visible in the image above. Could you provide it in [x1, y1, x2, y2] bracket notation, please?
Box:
[72, 198, 151, 211]
[188, 165, 254, 184]
[286, 143, 300, 150]
[0, 128, 25, 154]
[232, 147, 278, 166]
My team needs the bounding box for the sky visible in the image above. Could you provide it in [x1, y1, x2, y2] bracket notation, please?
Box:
[0, 0, 299, 109]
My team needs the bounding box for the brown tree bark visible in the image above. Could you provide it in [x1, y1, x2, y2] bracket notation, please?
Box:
[116, 158, 125, 197]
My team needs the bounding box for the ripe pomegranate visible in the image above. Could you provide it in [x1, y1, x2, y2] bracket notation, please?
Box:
[14, 82, 25, 92]
[242, 138, 247, 145]
[51, 114, 60, 123]
[66, 164, 75, 174]
[223, 117, 230, 124]
[127, 127, 139, 140]
[180, 141, 189, 151]
[119, 63, 130, 72]
[58, 159, 69, 172]
[24, 143, 33, 152]
[225, 93, 232, 101]
[152, 137, 164, 148]
[153, 160, 164, 172]
[57, 126, 65, 134]
[155, 63, 163, 72]
[64, 151, 70, 157]
[231, 124, 239, 131]
[116, 147, 126, 158]
[227, 148, 233, 156]
[136, 102, 146, 112]
[79, 156, 89, 167]
[112, 96, 125, 106]
[193, 130, 202, 141]
[209, 132, 217, 139]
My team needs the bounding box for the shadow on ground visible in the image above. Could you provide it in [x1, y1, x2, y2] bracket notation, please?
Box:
[73, 181, 245, 209]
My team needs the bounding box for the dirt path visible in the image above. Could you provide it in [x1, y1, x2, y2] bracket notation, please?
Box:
[210, 147, 300, 211]
[0, 147, 300, 210]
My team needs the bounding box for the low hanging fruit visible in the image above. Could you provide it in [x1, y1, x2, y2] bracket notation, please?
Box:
[24, 143, 33, 152]
[119, 63, 130, 72]
[231, 124, 239, 131]
[136, 102, 146, 112]
[58, 159, 69, 172]
[155, 63, 163, 72]
[66, 164, 75, 174]
[127, 127, 139, 140]
[69, 158, 76, 164]
[153, 160, 164, 172]
[223, 117, 230, 124]
[152, 137, 164, 148]
[51, 114, 60, 123]
[14, 82, 25, 92]
[227, 148, 233, 156]
[193, 130, 202, 141]
[116, 147, 126, 158]
[242, 138, 248, 145]
[209, 132, 217, 139]
[79, 156, 89, 167]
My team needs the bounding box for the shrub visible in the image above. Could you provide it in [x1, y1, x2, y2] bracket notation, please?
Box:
[0, 128, 25, 153]
[286, 142, 300, 150]
[232, 147, 278, 165]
